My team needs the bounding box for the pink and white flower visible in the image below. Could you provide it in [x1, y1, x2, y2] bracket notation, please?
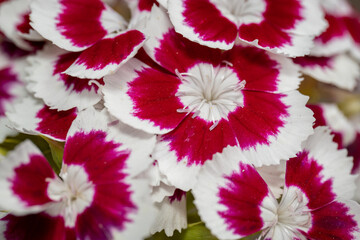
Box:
[0, 107, 156, 239]
[29, 0, 146, 79]
[103, 7, 314, 190]
[166, 0, 327, 56]
[193, 127, 360, 239]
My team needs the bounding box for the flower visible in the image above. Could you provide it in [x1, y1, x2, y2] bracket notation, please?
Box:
[29, 0, 146, 79]
[0, 107, 156, 239]
[193, 127, 360, 239]
[166, 0, 327, 56]
[103, 6, 314, 190]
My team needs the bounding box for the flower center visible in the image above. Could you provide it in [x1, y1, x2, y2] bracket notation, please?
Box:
[273, 186, 312, 238]
[175, 62, 245, 130]
[213, 0, 266, 26]
[46, 164, 95, 227]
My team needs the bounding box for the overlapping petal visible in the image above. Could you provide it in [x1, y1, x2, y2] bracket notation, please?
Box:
[6, 97, 77, 141]
[293, 54, 360, 91]
[167, 0, 327, 56]
[26, 45, 104, 111]
[193, 127, 360, 240]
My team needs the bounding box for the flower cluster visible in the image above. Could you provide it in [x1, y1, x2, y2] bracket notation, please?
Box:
[0, 0, 360, 239]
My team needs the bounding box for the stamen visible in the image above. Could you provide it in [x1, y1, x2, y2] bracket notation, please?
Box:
[175, 63, 246, 130]
[88, 80, 103, 89]
[222, 60, 233, 67]
[209, 120, 219, 131]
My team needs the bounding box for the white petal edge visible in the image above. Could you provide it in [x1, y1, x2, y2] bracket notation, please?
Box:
[26, 44, 102, 111]
[303, 126, 357, 199]
[150, 195, 187, 236]
[0, 140, 52, 215]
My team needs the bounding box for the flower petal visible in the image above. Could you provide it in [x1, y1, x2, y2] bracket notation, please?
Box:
[0, 140, 56, 215]
[0, 214, 70, 240]
[238, 0, 327, 56]
[6, 97, 77, 141]
[64, 30, 146, 79]
[308, 103, 356, 147]
[293, 54, 359, 91]
[103, 58, 185, 134]
[0, 0, 40, 51]
[26, 45, 103, 111]
[151, 189, 187, 236]
[193, 148, 277, 239]
[307, 199, 360, 240]
[168, 0, 237, 50]
[30, 0, 126, 51]
[286, 127, 357, 209]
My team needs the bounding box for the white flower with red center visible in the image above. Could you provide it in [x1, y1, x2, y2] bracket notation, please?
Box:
[0, 107, 156, 239]
[26, 44, 104, 111]
[166, 0, 327, 56]
[29, 0, 146, 79]
[193, 127, 360, 240]
[103, 7, 314, 190]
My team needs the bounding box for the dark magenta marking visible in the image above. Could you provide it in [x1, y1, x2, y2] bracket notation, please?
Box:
[16, 12, 31, 34]
[349, 133, 360, 174]
[224, 46, 280, 92]
[74, 30, 145, 70]
[293, 56, 332, 69]
[228, 91, 288, 149]
[11, 154, 55, 207]
[316, 14, 348, 44]
[239, 0, 302, 48]
[154, 29, 222, 74]
[64, 131, 136, 239]
[54, 52, 104, 93]
[35, 106, 77, 141]
[169, 189, 186, 203]
[286, 151, 336, 210]
[182, 0, 237, 46]
[161, 115, 237, 165]
[344, 15, 360, 45]
[0, 40, 31, 58]
[307, 201, 358, 240]
[138, 0, 159, 11]
[127, 67, 185, 130]
[2, 214, 69, 240]
[0, 67, 18, 116]
[307, 104, 343, 148]
[56, 0, 107, 48]
[218, 162, 268, 236]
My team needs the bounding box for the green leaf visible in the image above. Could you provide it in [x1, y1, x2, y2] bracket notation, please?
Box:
[182, 223, 217, 240]
[42, 136, 64, 174]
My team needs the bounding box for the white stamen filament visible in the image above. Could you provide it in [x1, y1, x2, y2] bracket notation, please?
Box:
[175, 63, 246, 130]
[46, 165, 95, 227]
[261, 187, 312, 239]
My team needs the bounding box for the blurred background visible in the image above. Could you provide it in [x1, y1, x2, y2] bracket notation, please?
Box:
[351, 0, 360, 9]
